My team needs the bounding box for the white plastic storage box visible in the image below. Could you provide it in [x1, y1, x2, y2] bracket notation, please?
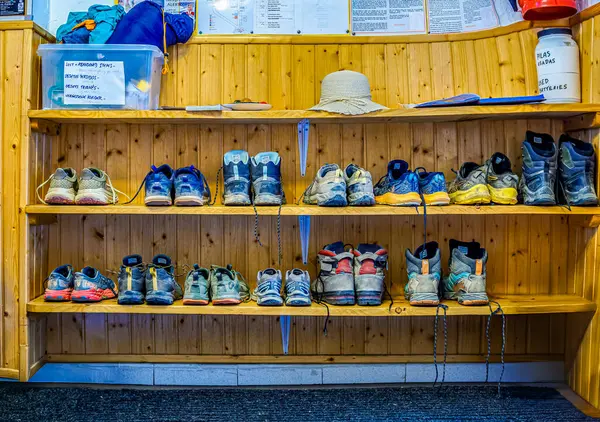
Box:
[37, 44, 164, 110]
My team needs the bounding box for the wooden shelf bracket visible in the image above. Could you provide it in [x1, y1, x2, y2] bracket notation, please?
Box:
[297, 119, 309, 177]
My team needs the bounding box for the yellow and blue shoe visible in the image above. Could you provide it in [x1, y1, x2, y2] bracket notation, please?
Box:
[447, 162, 491, 205]
[374, 160, 421, 206]
[415, 167, 450, 205]
[484, 152, 519, 205]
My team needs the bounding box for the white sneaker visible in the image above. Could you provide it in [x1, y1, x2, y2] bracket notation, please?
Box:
[37, 168, 78, 205]
[302, 164, 348, 206]
[75, 168, 129, 205]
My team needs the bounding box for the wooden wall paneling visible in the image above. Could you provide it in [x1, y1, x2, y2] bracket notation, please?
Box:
[579, 18, 593, 103]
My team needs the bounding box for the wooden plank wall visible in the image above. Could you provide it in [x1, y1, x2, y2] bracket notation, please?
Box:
[33, 26, 587, 365]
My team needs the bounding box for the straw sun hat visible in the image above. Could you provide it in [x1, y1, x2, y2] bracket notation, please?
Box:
[310, 70, 387, 115]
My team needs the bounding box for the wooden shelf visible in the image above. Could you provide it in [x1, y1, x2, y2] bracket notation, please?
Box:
[24, 204, 600, 216]
[28, 104, 600, 127]
[27, 294, 596, 317]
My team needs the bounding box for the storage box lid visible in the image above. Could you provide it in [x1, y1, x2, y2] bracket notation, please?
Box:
[37, 44, 164, 58]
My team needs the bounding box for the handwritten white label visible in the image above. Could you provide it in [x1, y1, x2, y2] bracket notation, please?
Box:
[63, 61, 125, 106]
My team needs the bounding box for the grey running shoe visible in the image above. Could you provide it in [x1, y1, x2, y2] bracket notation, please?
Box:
[117, 254, 146, 305]
[76, 167, 126, 205]
[405, 242, 441, 306]
[519, 131, 557, 206]
[443, 240, 489, 306]
[558, 134, 598, 206]
[253, 268, 283, 306]
[37, 168, 78, 205]
[285, 269, 311, 306]
[447, 162, 491, 204]
[145, 254, 183, 305]
[312, 241, 355, 305]
[352, 243, 388, 306]
[344, 164, 375, 206]
[484, 152, 519, 205]
[210, 264, 249, 305]
[183, 264, 210, 305]
[303, 164, 348, 206]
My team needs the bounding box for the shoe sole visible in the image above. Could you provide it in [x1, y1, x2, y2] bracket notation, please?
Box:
[182, 298, 209, 305]
[375, 192, 421, 206]
[449, 184, 491, 205]
[285, 300, 312, 306]
[118, 290, 145, 305]
[443, 291, 489, 306]
[348, 193, 375, 206]
[422, 192, 450, 206]
[254, 193, 283, 206]
[75, 189, 112, 205]
[145, 195, 172, 206]
[146, 291, 175, 305]
[321, 291, 355, 305]
[224, 194, 251, 206]
[406, 292, 440, 306]
[488, 185, 518, 205]
[72, 288, 116, 302]
[174, 196, 206, 206]
[44, 288, 73, 302]
[45, 188, 76, 205]
[213, 298, 242, 305]
[306, 193, 348, 207]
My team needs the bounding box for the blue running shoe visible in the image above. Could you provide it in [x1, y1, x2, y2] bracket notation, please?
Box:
[405, 242, 441, 306]
[174, 165, 211, 206]
[519, 131, 557, 205]
[145, 254, 183, 305]
[253, 268, 284, 306]
[145, 164, 174, 206]
[183, 264, 210, 305]
[251, 152, 285, 205]
[223, 150, 251, 205]
[44, 264, 75, 302]
[443, 240, 489, 306]
[285, 269, 311, 306]
[72, 267, 117, 303]
[415, 167, 450, 205]
[303, 164, 347, 206]
[558, 135, 598, 206]
[344, 164, 375, 206]
[374, 160, 421, 206]
[117, 254, 146, 305]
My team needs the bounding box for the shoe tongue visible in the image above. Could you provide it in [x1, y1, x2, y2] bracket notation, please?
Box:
[253, 152, 280, 166]
[526, 131, 556, 156]
[459, 162, 480, 178]
[345, 164, 359, 178]
[151, 164, 173, 178]
[357, 243, 381, 254]
[291, 268, 303, 276]
[82, 266, 96, 278]
[57, 168, 75, 178]
[54, 264, 71, 277]
[388, 160, 408, 180]
[123, 254, 143, 267]
[82, 168, 103, 179]
[449, 239, 482, 259]
[263, 268, 277, 276]
[325, 241, 345, 254]
[490, 153, 511, 174]
[153, 254, 171, 267]
[319, 163, 339, 177]
[224, 150, 249, 165]
[414, 241, 439, 260]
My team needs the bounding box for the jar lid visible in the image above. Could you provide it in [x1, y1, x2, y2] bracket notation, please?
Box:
[537, 28, 572, 39]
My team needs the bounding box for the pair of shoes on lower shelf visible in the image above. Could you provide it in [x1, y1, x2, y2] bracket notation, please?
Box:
[405, 240, 489, 307]
[44, 265, 117, 302]
[312, 241, 388, 306]
[251, 268, 311, 306]
[182, 264, 249, 305]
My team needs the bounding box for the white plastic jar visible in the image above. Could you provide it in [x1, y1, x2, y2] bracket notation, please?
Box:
[536, 28, 581, 103]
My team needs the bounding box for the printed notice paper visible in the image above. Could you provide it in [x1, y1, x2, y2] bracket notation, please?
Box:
[351, 0, 426, 34]
[63, 61, 125, 106]
[428, 0, 499, 34]
[197, 0, 255, 34]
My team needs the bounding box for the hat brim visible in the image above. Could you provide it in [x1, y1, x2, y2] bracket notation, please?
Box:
[309, 100, 388, 116]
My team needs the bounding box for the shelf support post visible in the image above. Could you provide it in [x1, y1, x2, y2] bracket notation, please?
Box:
[280, 315, 291, 355]
[297, 118, 309, 177]
[299, 215, 311, 265]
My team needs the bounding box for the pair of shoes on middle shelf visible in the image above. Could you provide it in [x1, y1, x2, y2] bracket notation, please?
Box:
[302, 163, 375, 206]
[144, 165, 211, 206]
[405, 240, 489, 307]
[251, 268, 312, 307]
[43, 264, 117, 303]
[182, 264, 250, 305]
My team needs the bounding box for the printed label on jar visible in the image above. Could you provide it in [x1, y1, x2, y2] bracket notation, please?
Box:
[536, 46, 579, 76]
[538, 73, 581, 102]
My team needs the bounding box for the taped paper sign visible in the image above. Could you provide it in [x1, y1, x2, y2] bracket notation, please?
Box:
[428, 0, 499, 34]
[351, 0, 426, 34]
[64, 61, 125, 106]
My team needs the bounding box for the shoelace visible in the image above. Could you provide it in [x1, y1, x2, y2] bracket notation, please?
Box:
[433, 303, 449, 388]
[36, 174, 56, 205]
[312, 274, 331, 336]
[124, 171, 152, 204]
[485, 300, 506, 395]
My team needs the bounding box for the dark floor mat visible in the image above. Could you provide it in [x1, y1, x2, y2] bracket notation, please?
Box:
[0, 384, 595, 422]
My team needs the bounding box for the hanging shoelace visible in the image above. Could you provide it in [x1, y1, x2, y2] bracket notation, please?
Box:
[432, 303, 448, 388]
[124, 171, 152, 205]
[36, 174, 56, 204]
[485, 300, 506, 395]
[312, 274, 331, 336]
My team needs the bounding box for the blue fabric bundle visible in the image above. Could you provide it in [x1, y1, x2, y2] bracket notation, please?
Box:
[57, 5, 126, 44]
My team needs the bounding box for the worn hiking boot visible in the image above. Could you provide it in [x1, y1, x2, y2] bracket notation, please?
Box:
[374, 160, 421, 206]
[253, 268, 284, 306]
[209, 264, 249, 305]
[183, 264, 210, 305]
[303, 164, 348, 206]
[117, 254, 146, 305]
[415, 168, 450, 205]
[174, 165, 211, 206]
[145, 164, 174, 206]
[312, 241, 355, 305]
[405, 242, 441, 306]
[443, 240, 489, 306]
[251, 152, 285, 205]
[71, 267, 117, 303]
[37, 168, 78, 205]
[223, 150, 251, 205]
[519, 131, 557, 205]
[145, 254, 182, 305]
[484, 152, 519, 205]
[447, 162, 490, 205]
[558, 134, 598, 206]
[352, 243, 388, 306]
[285, 269, 311, 306]
[344, 163, 375, 206]
[44, 265, 75, 301]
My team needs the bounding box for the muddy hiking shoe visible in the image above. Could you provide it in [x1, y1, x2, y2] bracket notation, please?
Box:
[443, 239, 489, 306]
[312, 241, 355, 305]
[405, 241, 441, 306]
[519, 131, 557, 206]
[145, 254, 182, 305]
[210, 264, 249, 305]
[352, 243, 388, 306]
[183, 264, 210, 305]
[117, 254, 146, 305]
[558, 134, 598, 206]
[303, 164, 348, 207]
[251, 152, 285, 206]
[223, 150, 252, 205]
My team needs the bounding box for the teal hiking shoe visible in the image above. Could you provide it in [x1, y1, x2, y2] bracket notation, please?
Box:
[145, 254, 183, 305]
[117, 254, 146, 305]
[183, 264, 210, 305]
[443, 240, 489, 306]
[210, 264, 249, 305]
[405, 242, 441, 306]
[285, 269, 311, 306]
[253, 268, 283, 306]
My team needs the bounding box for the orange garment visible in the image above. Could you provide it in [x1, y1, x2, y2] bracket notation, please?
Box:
[71, 19, 96, 32]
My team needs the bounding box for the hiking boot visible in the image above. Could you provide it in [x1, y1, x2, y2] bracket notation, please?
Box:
[145, 254, 182, 305]
[209, 264, 250, 305]
[76, 168, 126, 205]
[285, 269, 311, 306]
[558, 134, 598, 206]
[223, 150, 251, 205]
[253, 268, 283, 306]
[519, 131, 557, 205]
[117, 254, 145, 305]
[344, 164, 375, 206]
[415, 167, 450, 205]
[44, 264, 75, 301]
[447, 162, 491, 204]
[312, 241, 355, 305]
[71, 267, 117, 302]
[374, 160, 421, 206]
[145, 164, 174, 206]
[251, 152, 285, 205]
[352, 243, 388, 306]
[183, 264, 210, 305]
[174, 165, 211, 206]
[303, 164, 348, 206]
[37, 168, 78, 205]
[443, 239, 489, 306]
[484, 152, 519, 205]
[405, 242, 441, 306]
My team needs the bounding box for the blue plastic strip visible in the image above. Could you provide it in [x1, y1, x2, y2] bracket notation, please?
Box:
[280, 315, 291, 355]
[297, 119, 309, 177]
[299, 215, 311, 265]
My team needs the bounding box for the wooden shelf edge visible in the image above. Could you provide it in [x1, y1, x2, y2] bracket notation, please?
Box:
[26, 295, 596, 317]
